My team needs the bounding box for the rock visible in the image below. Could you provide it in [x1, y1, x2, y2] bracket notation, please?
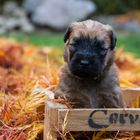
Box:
[5, 18, 20, 30]
[0, 16, 7, 34]
[3, 1, 26, 17]
[3, 1, 18, 15]
[24, 0, 96, 29]
[0, 27, 6, 34]
[0, 16, 6, 26]
[20, 17, 35, 33]
[0, 1, 34, 33]
[23, 0, 44, 13]
[2, 17, 34, 33]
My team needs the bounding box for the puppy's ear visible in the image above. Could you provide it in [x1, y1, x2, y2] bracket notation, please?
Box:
[64, 22, 79, 43]
[64, 26, 71, 43]
[105, 25, 117, 50]
[110, 30, 117, 50]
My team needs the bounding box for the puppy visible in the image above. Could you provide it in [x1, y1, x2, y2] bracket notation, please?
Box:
[55, 20, 124, 108]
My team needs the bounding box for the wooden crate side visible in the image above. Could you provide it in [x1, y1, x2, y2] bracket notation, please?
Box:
[44, 101, 67, 140]
[44, 106, 58, 140]
[44, 88, 140, 139]
[58, 108, 140, 131]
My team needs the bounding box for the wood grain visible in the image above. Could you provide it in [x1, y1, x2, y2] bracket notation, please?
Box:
[58, 108, 140, 131]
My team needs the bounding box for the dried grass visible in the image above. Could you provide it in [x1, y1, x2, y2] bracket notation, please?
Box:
[0, 38, 139, 140]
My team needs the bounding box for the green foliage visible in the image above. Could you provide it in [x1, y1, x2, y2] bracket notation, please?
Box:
[2, 32, 64, 47]
[117, 32, 140, 57]
[0, 0, 22, 6]
[93, 0, 140, 15]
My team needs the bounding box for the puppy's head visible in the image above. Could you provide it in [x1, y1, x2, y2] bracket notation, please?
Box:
[64, 20, 117, 79]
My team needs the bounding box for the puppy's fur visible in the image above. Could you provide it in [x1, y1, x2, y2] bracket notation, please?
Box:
[55, 20, 124, 108]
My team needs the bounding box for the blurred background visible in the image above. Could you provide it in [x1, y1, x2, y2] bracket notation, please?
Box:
[0, 0, 140, 57]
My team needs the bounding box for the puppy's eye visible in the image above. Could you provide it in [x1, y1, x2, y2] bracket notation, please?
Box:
[69, 45, 76, 52]
[100, 49, 108, 56]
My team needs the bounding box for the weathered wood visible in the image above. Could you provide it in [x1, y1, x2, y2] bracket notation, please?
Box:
[58, 108, 140, 131]
[44, 101, 67, 140]
[44, 104, 58, 140]
[44, 88, 140, 139]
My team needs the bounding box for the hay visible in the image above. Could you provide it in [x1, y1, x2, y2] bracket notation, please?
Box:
[0, 38, 139, 140]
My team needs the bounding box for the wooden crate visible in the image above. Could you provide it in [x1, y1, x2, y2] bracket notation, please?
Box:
[44, 88, 140, 140]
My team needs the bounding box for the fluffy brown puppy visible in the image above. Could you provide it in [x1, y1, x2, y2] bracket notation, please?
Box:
[55, 20, 124, 108]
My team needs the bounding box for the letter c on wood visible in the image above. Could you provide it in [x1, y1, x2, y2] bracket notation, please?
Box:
[88, 110, 109, 129]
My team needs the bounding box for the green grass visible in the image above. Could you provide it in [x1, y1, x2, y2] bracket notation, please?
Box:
[117, 32, 140, 57]
[2, 32, 64, 47]
[1, 31, 140, 57]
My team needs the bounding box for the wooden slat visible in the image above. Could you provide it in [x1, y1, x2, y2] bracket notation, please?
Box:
[44, 101, 67, 140]
[58, 108, 140, 131]
[44, 105, 58, 140]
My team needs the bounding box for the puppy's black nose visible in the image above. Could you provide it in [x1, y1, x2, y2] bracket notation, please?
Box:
[80, 60, 90, 66]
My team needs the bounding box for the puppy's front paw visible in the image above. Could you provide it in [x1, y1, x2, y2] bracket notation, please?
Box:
[54, 91, 67, 100]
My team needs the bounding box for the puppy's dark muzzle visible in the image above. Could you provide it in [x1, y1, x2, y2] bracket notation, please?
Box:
[74, 52, 95, 68]
[69, 52, 102, 78]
